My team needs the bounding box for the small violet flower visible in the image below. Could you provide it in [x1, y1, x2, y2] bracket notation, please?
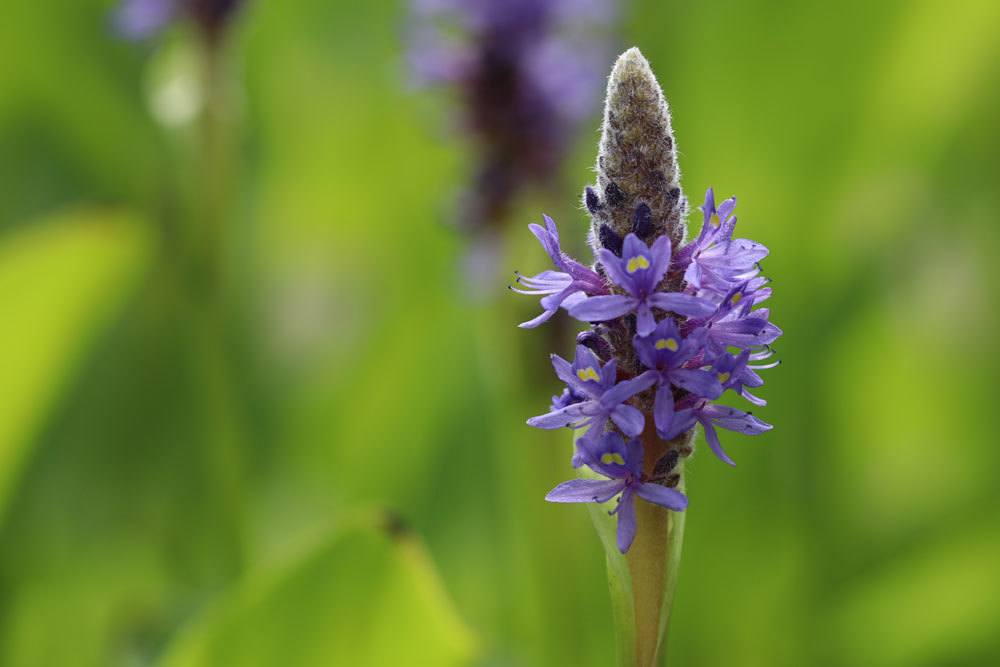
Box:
[511, 215, 607, 328]
[527, 345, 655, 443]
[688, 282, 782, 353]
[659, 399, 772, 467]
[569, 234, 713, 336]
[680, 189, 770, 299]
[546, 432, 688, 553]
[632, 320, 722, 435]
[710, 349, 776, 407]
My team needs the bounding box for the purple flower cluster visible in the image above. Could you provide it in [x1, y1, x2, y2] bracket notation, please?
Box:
[407, 0, 614, 230]
[514, 188, 781, 552]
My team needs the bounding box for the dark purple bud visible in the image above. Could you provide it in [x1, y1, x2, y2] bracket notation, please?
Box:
[576, 329, 612, 359]
[632, 202, 652, 238]
[585, 186, 602, 213]
[652, 449, 679, 479]
[598, 224, 623, 256]
[605, 181, 625, 207]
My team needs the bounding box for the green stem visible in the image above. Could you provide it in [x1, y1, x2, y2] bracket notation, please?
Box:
[187, 30, 246, 574]
[195, 31, 228, 293]
[626, 427, 687, 665]
[583, 425, 690, 666]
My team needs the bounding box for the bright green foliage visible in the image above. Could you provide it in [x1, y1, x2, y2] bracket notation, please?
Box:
[157, 521, 477, 667]
[0, 209, 150, 517]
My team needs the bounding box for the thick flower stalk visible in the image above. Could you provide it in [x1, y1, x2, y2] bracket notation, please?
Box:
[512, 48, 782, 666]
[407, 0, 614, 235]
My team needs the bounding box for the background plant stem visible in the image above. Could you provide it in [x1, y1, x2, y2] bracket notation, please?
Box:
[187, 30, 246, 574]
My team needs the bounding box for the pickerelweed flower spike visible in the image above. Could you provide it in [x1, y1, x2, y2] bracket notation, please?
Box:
[511, 47, 783, 667]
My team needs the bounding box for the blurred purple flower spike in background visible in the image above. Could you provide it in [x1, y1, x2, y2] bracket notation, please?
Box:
[407, 0, 616, 237]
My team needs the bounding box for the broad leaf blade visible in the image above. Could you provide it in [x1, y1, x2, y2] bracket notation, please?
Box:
[157, 519, 478, 667]
[0, 208, 150, 517]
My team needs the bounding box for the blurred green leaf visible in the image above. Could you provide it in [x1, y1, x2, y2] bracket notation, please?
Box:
[0, 208, 150, 517]
[157, 517, 478, 667]
[831, 524, 1000, 666]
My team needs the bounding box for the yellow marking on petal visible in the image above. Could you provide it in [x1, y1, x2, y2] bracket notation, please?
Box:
[576, 367, 600, 383]
[626, 255, 650, 274]
[601, 452, 626, 466]
[717, 372, 731, 384]
[710, 214, 721, 228]
[731, 293, 742, 305]
[655, 338, 679, 352]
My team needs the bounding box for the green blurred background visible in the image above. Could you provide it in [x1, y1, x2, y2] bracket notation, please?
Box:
[2, 1, 1000, 665]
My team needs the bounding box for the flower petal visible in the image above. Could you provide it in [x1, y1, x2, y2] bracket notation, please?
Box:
[616, 489, 637, 553]
[649, 292, 715, 318]
[709, 405, 773, 435]
[600, 370, 657, 409]
[624, 436, 645, 476]
[568, 294, 634, 322]
[741, 389, 768, 406]
[648, 235, 672, 287]
[610, 403, 645, 437]
[546, 478, 625, 503]
[551, 353, 577, 387]
[660, 407, 696, 440]
[636, 483, 688, 511]
[635, 302, 657, 337]
[701, 419, 736, 466]
[653, 384, 675, 434]
[517, 308, 557, 329]
[529, 218, 563, 269]
[671, 368, 723, 399]
[526, 402, 590, 430]
[597, 248, 632, 292]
